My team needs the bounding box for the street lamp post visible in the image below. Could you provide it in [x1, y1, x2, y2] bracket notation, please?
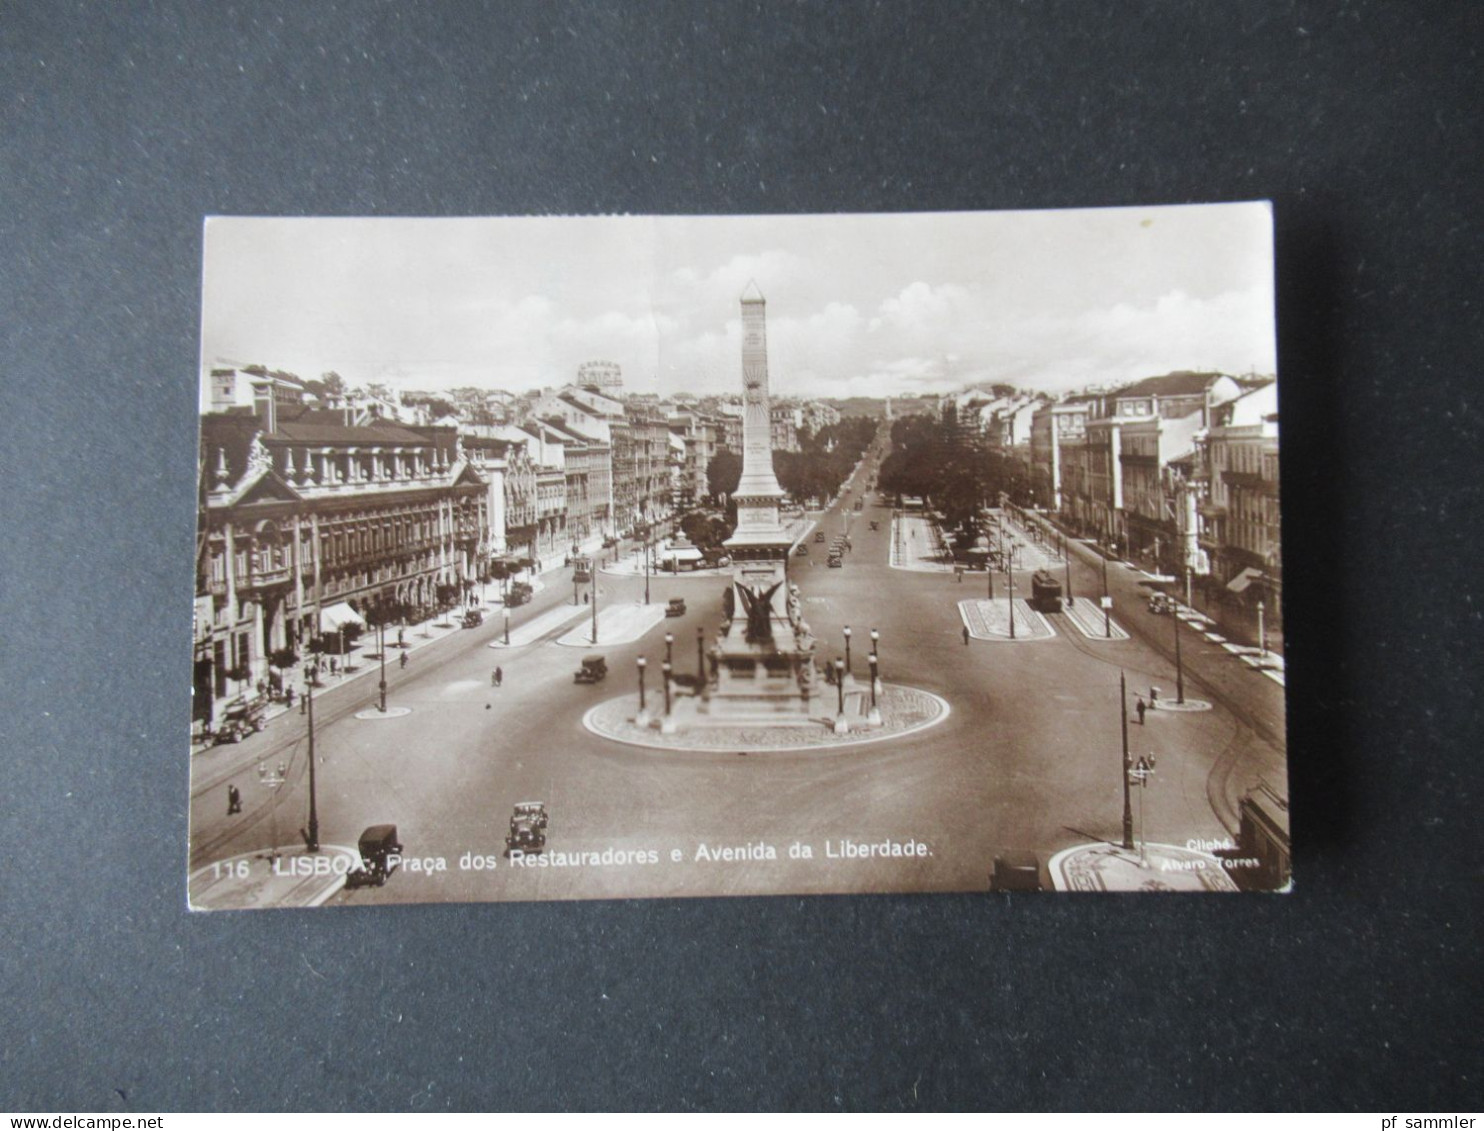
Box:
[303, 661, 320, 852]
[636, 657, 648, 725]
[1257, 599, 1267, 658]
[503, 608, 510, 646]
[573, 576, 580, 606]
[377, 621, 388, 713]
[1173, 591, 1186, 704]
[665, 632, 674, 665]
[696, 627, 705, 681]
[1007, 548, 1016, 640]
[1120, 669, 1134, 851]
[869, 629, 880, 694]
[1063, 532, 1074, 607]
[590, 577, 599, 644]
[1131, 754, 1157, 867]
[843, 626, 852, 681]
[1102, 542, 1113, 638]
[833, 659, 847, 734]
[867, 652, 881, 725]
[661, 660, 674, 733]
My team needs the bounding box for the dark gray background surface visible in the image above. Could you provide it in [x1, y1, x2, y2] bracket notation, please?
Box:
[2, 1, 1479, 1112]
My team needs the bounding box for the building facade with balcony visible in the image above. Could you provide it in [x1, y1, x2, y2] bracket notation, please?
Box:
[194, 410, 487, 729]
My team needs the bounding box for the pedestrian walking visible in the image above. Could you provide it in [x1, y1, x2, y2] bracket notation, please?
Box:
[491, 669, 499, 687]
[494, 666, 503, 687]
[329, 656, 337, 676]
[1136, 696, 1147, 725]
[962, 625, 970, 646]
[399, 651, 408, 670]
[227, 784, 242, 815]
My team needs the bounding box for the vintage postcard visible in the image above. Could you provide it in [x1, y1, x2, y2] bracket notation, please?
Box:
[188, 205, 1288, 909]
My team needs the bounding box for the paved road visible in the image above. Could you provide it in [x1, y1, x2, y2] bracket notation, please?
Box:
[188, 439, 1286, 904]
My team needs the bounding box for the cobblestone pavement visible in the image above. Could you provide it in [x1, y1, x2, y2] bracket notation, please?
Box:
[959, 598, 1055, 641]
[1048, 842, 1240, 892]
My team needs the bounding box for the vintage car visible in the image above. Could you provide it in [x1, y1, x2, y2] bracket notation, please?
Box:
[794, 544, 810, 556]
[345, 824, 403, 888]
[572, 560, 593, 583]
[827, 555, 844, 568]
[213, 698, 266, 744]
[505, 814, 546, 855]
[574, 654, 608, 684]
[601, 536, 620, 549]
[814, 531, 826, 543]
[512, 801, 548, 830]
[869, 520, 880, 531]
[666, 597, 687, 617]
[461, 609, 484, 629]
[1147, 592, 1177, 615]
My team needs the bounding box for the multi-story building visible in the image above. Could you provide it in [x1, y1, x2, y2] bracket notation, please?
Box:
[1078, 371, 1242, 548]
[1030, 396, 1098, 511]
[1196, 380, 1281, 612]
[770, 404, 800, 453]
[195, 404, 487, 729]
[801, 400, 841, 436]
[625, 401, 673, 527]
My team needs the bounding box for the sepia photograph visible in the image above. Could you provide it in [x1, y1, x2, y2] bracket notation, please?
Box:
[188, 204, 1287, 908]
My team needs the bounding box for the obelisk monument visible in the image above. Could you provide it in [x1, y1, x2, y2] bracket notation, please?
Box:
[704, 281, 821, 722]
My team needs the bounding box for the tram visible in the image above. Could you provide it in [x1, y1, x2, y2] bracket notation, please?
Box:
[1030, 569, 1063, 613]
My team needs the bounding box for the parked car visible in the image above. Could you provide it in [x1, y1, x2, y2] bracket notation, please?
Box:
[461, 609, 484, 628]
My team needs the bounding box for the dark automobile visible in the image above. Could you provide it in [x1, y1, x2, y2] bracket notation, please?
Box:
[666, 597, 687, 617]
[827, 555, 844, 568]
[213, 698, 266, 744]
[814, 531, 826, 543]
[794, 544, 810, 556]
[345, 824, 403, 888]
[461, 609, 484, 628]
[602, 536, 620, 549]
[505, 814, 546, 855]
[574, 655, 608, 684]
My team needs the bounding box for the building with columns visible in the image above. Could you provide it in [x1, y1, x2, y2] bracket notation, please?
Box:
[194, 407, 487, 728]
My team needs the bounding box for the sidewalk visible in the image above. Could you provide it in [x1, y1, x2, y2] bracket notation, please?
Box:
[188, 843, 362, 910]
[1048, 841, 1240, 892]
[556, 602, 668, 647]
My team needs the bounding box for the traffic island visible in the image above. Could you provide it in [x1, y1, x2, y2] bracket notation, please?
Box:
[353, 705, 413, 720]
[959, 598, 1056, 642]
[1149, 697, 1213, 713]
[582, 682, 950, 753]
[1048, 842, 1239, 892]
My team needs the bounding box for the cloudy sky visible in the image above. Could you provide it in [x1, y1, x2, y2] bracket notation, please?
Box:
[201, 203, 1275, 402]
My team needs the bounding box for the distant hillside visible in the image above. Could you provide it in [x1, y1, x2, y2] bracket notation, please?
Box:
[824, 397, 887, 419]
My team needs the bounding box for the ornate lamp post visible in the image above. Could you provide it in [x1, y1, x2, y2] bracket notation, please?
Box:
[1130, 753, 1157, 867]
[636, 656, 649, 725]
[842, 626, 853, 683]
[833, 658, 848, 734]
[696, 627, 705, 679]
[1257, 599, 1267, 658]
[1102, 541, 1115, 638]
[867, 652, 881, 725]
[590, 576, 599, 644]
[377, 621, 388, 713]
[664, 632, 674, 665]
[503, 608, 510, 646]
[869, 628, 880, 693]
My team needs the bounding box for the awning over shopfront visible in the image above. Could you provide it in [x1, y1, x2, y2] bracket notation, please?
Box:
[319, 602, 365, 632]
[664, 547, 704, 563]
[1226, 567, 1264, 594]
